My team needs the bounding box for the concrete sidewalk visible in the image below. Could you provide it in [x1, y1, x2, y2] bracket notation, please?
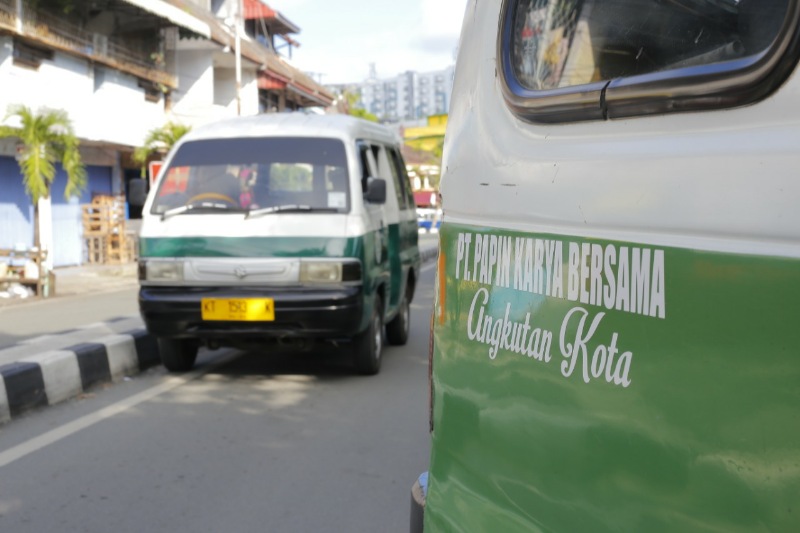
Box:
[0, 239, 439, 424]
[0, 262, 139, 307]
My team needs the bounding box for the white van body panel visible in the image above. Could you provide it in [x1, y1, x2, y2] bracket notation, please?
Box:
[140, 213, 353, 239]
[443, 0, 800, 258]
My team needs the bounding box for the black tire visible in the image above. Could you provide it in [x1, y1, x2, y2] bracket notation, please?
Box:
[353, 295, 384, 375]
[386, 289, 410, 346]
[158, 337, 199, 372]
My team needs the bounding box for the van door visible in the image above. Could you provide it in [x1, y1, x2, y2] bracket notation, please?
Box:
[357, 141, 388, 298]
[385, 145, 418, 308]
[368, 143, 403, 313]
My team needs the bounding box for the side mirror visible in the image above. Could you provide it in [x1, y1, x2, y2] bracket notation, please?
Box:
[128, 178, 148, 207]
[365, 177, 387, 204]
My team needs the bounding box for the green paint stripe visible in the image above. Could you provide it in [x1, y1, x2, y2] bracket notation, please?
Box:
[426, 221, 800, 533]
[140, 236, 361, 259]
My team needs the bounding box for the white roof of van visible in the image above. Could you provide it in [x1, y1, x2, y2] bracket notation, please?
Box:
[179, 113, 400, 145]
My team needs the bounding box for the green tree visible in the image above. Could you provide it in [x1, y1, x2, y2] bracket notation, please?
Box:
[340, 89, 379, 122]
[0, 104, 86, 265]
[133, 122, 191, 175]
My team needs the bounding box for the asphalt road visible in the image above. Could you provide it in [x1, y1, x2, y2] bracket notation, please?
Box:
[0, 264, 435, 533]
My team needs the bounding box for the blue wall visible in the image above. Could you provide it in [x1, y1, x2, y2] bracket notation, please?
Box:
[0, 155, 112, 266]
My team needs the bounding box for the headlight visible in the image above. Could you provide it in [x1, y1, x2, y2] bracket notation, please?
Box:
[300, 262, 342, 283]
[140, 260, 184, 282]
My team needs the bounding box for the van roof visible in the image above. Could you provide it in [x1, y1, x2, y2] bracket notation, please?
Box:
[179, 113, 400, 145]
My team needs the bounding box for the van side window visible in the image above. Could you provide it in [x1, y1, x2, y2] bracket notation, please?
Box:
[358, 141, 379, 194]
[501, 0, 797, 122]
[387, 147, 413, 210]
[372, 144, 406, 210]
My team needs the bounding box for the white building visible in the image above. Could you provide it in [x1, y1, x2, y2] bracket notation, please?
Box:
[0, 0, 333, 267]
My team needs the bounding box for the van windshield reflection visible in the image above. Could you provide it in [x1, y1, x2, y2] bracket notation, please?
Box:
[150, 137, 351, 217]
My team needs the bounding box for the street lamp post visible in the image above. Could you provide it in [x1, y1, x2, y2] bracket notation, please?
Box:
[15, 0, 23, 32]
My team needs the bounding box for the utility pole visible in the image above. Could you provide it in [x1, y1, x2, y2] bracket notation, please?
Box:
[15, 0, 23, 33]
[235, 0, 243, 116]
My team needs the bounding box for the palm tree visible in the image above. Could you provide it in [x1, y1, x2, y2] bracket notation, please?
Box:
[133, 122, 191, 175]
[0, 104, 86, 269]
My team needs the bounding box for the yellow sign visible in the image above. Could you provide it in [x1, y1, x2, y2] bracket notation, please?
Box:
[201, 298, 275, 321]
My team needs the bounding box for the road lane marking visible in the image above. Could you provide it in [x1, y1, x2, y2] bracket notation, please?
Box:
[0, 350, 240, 469]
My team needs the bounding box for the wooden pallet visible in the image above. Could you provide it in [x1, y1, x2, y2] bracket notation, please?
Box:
[82, 194, 133, 264]
[84, 234, 129, 264]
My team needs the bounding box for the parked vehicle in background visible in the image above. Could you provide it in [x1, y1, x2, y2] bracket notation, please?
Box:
[132, 114, 420, 375]
[417, 208, 442, 233]
[413, 0, 800, 531]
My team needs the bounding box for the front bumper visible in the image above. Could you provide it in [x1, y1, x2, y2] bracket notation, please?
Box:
[139, 284, 363, 340]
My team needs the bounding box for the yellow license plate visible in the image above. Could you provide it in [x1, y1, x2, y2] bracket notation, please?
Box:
[201, 298, 275, 321]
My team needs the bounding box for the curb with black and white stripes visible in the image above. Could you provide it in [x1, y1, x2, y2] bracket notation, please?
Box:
[0, 330, 159, 424]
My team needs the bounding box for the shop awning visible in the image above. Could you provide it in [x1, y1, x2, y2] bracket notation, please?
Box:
[120, 0, 211, 38]
[258, 72, 286, 90]
[259, 56, 335, 107]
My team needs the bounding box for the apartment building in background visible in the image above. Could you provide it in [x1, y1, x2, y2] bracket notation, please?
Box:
[330, 63, 455, 123]
[0, 0, 333, 267]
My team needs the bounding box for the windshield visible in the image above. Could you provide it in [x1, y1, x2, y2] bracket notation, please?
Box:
[150, 137, 351, 216]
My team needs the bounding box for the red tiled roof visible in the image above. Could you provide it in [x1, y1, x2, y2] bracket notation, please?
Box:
[242, 0, 300, 35]
[243, 0, 276, 19]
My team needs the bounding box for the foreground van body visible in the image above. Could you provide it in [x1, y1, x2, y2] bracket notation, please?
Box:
[137, 114, 420, 374]
[415, 0, 800, 531]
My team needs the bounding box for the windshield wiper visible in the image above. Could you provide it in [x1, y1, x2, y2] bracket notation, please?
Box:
[161, 202, 241, 220]
[246, 204, 338, 219]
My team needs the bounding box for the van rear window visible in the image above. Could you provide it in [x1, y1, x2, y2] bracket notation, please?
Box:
[150, 137, 350, 215]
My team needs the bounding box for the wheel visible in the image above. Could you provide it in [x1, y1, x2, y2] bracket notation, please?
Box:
[158, 337, 199, 372]
[386, 289, 410, 346]
[353, 295, 384, 375]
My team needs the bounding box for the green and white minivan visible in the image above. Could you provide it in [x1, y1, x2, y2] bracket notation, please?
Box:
[413, 0, 800, 531]
[135, 114, 420, 375]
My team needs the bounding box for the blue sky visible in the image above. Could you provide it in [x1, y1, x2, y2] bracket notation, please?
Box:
[270, 0, 469, 84]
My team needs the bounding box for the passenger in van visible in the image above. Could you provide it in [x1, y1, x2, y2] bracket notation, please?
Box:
[238, 167, 254, 209]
